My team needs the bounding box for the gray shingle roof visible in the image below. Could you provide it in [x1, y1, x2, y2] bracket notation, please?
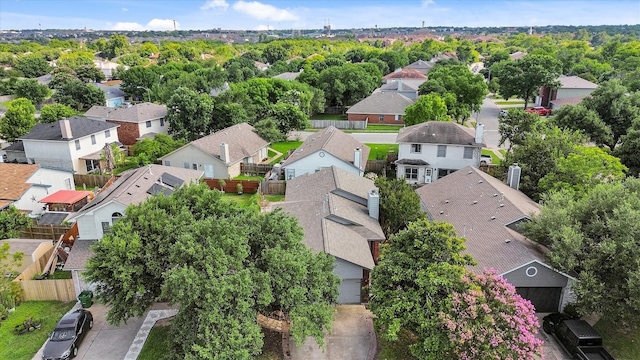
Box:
[282, 126, 369, 172]
[346, 92, 414, 115]
[104, 102, 167, 123]
[19, 117, 118, 142]
[376, 79, 425, 92]
[396, 121, 479, 145]
[272, 72, 301, 80]
[84, 106, 113, 120]
[416, 166, 543, 274]
[403, 59, 437, 74]
[186, 123, 269, 164]
[557, 75, 598, 89]
[279, 166, 383, 269]
[91, 83, 126, 99]
[63, 239, 96, 270]
[382, 68, 428, 80]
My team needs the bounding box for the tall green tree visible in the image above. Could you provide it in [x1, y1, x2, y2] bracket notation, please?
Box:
[524, 179, 640, 328]
[119, 66, 160, 99]
[317, 63, 381, 108]
[262, 43, 288, 64]
[0, 98, 36, 142]
[374, 177, 423, 237]
[266, 102, 309, 135]
[166, 87, 214, 141]
[494, 54, 562, 109]
[498, 108, 542, 150]
[39, 103, 77, 123]
[53, 80, 105, 110]
[0, 205, 31, 239]
[86, 184, 338, 359]
[403, 93, 449, 126]
[551, 104, 613, 146]
[614, 117, 640, 176]
[102, 34, 130, 59]
[14, 79, 50, 104]
[0, 241, 24, 312]
[14, 53, 51, 78]
[131, 134, 184, 163]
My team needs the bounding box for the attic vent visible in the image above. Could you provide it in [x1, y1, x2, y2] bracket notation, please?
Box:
[493, 193, 498, 197]
[499, 203, 505, 207]
[143, 176, 148, 180]
[490, 216, 496, 220]
[444, 200, 449, 203]
[473, 200, 478, 204]
[439, 211, 444, 214]
[468, 171, 472, 174]
[135, 184, 140, 187]
[478, 180, 483, 183]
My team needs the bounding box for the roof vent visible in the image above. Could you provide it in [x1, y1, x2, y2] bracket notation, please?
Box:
[473, 200, 478, 204]
[439, 210, 444, 214]
[468, 171, 472, 174]
[444, 199, 449, 203]
[499, 203, 504, 207]
[505, 239, 511, 243]
[493, 193, 498, 197]
[490, 216, 496, 220]
[478, 180, 483, 183]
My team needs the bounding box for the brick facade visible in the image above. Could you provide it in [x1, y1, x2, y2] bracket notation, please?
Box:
[347, 113, 405, 125]
[106, 120, 139, 146]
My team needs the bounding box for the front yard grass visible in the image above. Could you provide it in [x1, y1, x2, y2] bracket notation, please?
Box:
[481, 149, 501, 164]
[594, 318, 640, 360]
[365, 143, 398, 160]
[0, 301, 75, 360]
[343, 124, 403, 133]
[495, 100, 525, 105]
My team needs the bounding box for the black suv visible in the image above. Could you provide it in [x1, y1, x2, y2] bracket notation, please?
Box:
[42, 309, 93, 360]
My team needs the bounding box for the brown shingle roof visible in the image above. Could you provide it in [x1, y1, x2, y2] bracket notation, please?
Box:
[0, 163, 39, 206]
[416, 166, 542, 274]
[188, 123, 268, 164]
[382, 68, 428, 80]
[396, 121, 479, 145]
[282, 126, 369, 172]
[346, 92, 414, 115]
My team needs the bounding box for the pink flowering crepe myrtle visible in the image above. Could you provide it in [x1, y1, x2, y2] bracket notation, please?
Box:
[438, 268, 544, 360]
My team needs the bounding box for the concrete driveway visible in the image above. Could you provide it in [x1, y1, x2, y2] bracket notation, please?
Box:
[537, 314, 572, 360]
[289, 305, 375, 360]
[34, 302, 145, 360]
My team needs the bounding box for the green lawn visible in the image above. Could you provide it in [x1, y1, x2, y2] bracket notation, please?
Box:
[234, 174, 264, 181]
[481, 149, 501, 164]
[264, 194, 284, 202]
[365, 143, 398, 160]
[495, 100, 525, 105]
[269, 141, 302, 164]
[310, 113, 347, 120]
[595, 318, 640, 360]
[48, 270, 72, 280]
[138, 324, 283, 360]
[0, 301, 75, 360]
[499, 149, 507, 157]
[221, 193, 257, 207]
[343, 124, 403, 133]
[376, 328, 418, 360]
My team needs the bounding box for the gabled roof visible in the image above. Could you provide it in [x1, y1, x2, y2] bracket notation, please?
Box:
[416, 166, 543, 274]
[396, 121, 479, 145]
[63, 239, 96, 270]
[173, 123, 268, 164]
[346, 92, 414, 115]
[282, 126, 369, 172]
[19, 117, 118, 142]
[0, 163, 39, 209]
[510, 51, 526, 60]
[84, 105, 113, 119]
[376, 79, 425, 92]
[272, 72, 301, 80]
[279, 166, 383, 269]
[39, 190, 93, 204]
[103, 102, 168, 123]
[91, 83, 125, 100]
[557, 75, 598, 89]
[382, 68, 428, 81]
[70, 165, 203, 219]
[403, 59, 437, 74]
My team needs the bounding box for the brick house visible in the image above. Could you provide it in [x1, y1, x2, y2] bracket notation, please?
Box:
[346, 91, 414, 125]
[85, 103, 168, 146]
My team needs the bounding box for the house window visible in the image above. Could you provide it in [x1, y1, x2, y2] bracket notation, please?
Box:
[146, 121, 152, 128]
[75, 140, 81, 150]
[91, 134, 96, 145]
[105, 129, 111, 138]
[395, 114, 402, 121]
[111, 212, 124, 226]
[378, 114, 385, 122]
[64, 178, 72, 190]
[101, 222, 111, 234]
[164, 160, 171, 166]
[410, 144, 422, 153]
[160, 118, 165, 127]
[192, 163, 198, 170]
[183, 162, 190, 169]
[405, 167, 418, 180]
[85, 159, 100, 173]
[437, 145, 447, 157]
[463, 147, 474, 159]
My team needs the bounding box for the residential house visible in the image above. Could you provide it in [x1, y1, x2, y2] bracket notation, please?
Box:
[382, 68, 428, 84]
[85, 103, 168, 146]
[372, 78, 426, 100]
[510, 51, 527, 60]
[93, 60, 122, 80]
[0, 163, 75, 215]
[403, 59, 436, 74]
[272, 71, 302, 81]
[416, 166, 576, 312]
[90, 83, 125, 107]
[346, 91, 414, 125]
[536, 75, 598, 109]
[395, 121, 485, 184]
[281, 126, 369, 179]
[18, 117, 119, 174]
[254, 61, 270, 71]
[279, 166, 385, 303]
[0, 239, 54, 274]
[65, 164, 203, 296]
[159, 123, 269, 178]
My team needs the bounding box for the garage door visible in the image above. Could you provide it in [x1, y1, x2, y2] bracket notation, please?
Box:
[338, 279, 362, 304]
[516, 287, 562, 313]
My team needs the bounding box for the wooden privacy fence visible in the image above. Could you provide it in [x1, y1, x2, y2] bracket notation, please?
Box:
[240, 163, 273, 175]
[73, 174, 113, 188]
[203, 179, 260, 194]
[260, 180, 286, 195]
[365, 160, 387, 173]
[18, 279, 76, 302]
[21, 224, 72, 241]
[308, 119, 367, 129]
[15, 247, 54, 282]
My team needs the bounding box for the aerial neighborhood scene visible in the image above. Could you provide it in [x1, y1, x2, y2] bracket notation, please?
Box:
[1, 0, 640, 359]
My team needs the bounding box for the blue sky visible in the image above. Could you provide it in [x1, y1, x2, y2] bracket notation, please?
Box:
[1, 0, 638, 31]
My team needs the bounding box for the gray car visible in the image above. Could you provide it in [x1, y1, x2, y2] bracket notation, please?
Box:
[42, 309, 93, 360]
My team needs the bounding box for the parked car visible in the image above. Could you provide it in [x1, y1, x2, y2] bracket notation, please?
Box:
[525, 106, 552, 116]
[480, 154, 492, 165]
[543, 313, 615, 360]
[42, 309, 93, 360]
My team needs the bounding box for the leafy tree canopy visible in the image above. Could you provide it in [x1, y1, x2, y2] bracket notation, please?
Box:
[0, 98, 36, 142]
[14, 53, 51, 78]
[614, 116, 640, 176]
[374, 177, 423, 237]
[86, 184, 338, 359]
[0, 205, 31, 239]
[52, 80, 105, 110]
[551, 103, 613, 146]
[39, 103, 77, 123]
[14, 78, 51, 104]
[498, 108, 543, 150]
[166, 87, 214, 141]
[494, 54, 562, 108]
[403, 93, 449, 126]
[317, 62, 381, 107]
[524, 179, 640, 328]
[131, 134, 184, 164]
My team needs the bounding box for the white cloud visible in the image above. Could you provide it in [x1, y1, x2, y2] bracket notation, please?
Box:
[255, 24, 269, 30]
[110, 19, 178, 31]
[232, 1, 298, 21]
[201, 0, 229, 10]
[421, 0, 435, 7]
[122, 7, 128, 12]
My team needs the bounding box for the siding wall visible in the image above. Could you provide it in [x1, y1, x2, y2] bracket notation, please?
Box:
[76, 202, 126, 240]
[347, 113, 405, 125]
[556, 88, 595, 100]
[283, 151, 362, 179]
[136, 117, 169, 139]
[162, 145, 228, 178]
[396, 142, 481, 184]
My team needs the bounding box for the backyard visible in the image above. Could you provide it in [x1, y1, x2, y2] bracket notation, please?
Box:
[595, 318, 640, 360]
[0, 301, 75, 360]
[365, 143, 398, 160]
[269, 141, 302, 164]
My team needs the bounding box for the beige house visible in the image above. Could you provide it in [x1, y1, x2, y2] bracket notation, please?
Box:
[159, 123, 269, 179]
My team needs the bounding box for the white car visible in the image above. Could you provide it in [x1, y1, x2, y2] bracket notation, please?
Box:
[481, 155, 492, 165]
